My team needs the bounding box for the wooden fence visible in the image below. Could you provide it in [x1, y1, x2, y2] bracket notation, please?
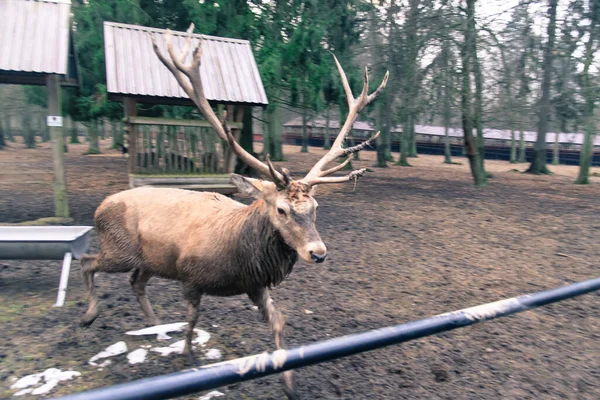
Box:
[125, 117, 243, 175]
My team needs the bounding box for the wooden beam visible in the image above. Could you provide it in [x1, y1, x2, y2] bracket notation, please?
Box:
[0, 73, 78, 87]
[226, 106, 245, 173]
[124, 116, 243, 129]
[46, 74, 69, 218]
[124, 98, 138, 175]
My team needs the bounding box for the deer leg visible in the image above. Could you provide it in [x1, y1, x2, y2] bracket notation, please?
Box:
[80, 254, 100, 327]
[129, 268, 160, 326]
[183, 285, 202, 364]
[248, 288, 298, 400]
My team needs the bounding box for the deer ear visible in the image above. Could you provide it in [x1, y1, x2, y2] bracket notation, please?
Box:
[231, 174, 276, 198]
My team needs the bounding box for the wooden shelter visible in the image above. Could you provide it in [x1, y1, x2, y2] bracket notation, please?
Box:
[103, 22, 269, 193]
[0, 0, 79, 218]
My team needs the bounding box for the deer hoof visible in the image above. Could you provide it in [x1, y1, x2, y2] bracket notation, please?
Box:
[282, 371, 299, 400]
[184, 347, 199, 365]
[79, 314, 98, 328]
[80, 310, 100, 328]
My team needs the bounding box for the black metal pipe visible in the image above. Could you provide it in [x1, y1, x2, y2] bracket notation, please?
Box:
[54, 276, 600, 400]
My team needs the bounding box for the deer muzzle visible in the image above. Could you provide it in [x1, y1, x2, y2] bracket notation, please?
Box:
[306, 241, 327, 264]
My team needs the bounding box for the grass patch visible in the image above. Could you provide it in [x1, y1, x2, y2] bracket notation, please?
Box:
[0, 303, 25, 323]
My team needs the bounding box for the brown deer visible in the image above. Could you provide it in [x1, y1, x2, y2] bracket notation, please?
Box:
[79, 24, 388, 399]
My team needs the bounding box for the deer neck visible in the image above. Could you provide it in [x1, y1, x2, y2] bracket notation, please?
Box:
[234, 199, 298, 288]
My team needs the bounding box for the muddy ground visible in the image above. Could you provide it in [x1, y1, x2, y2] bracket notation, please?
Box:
[1, 139, 599, 400]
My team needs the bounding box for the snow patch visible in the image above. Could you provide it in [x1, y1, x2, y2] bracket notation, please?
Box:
[204, 349, 222, 360]
[192, 329, 211, 345]
[198, 390, 225, 400]
[11, 373, 43, 390]
[127, 349, 148, 364]
[10, 368, 80, 396]
[125, 322, 188, 340]
[151, 340, 186, 356]
[13, 389, 33, 397]
[89, 341, 128, 366]
[31, 380, 59, 395]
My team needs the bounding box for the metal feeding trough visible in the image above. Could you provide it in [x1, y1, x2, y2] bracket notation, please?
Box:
[0, 226, 93, 307]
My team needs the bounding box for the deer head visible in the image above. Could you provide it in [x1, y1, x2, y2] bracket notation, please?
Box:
[151, 24, 388, 264]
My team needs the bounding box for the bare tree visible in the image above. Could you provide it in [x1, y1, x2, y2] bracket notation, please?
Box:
[526, 0, 558, 174]
[460, 0, 487, 186]
[575, 0, 599, 184]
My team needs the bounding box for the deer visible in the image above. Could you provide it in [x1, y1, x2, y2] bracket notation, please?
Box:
[79, 24, 388, 400]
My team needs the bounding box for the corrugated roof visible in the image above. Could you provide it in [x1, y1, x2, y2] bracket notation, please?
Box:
[104, 22, 268, 105]
[284, 117, 375, 132]
[0, 0, 71, 75]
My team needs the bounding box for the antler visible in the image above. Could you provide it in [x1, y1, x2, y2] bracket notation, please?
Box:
[151, 23, 285, 184]
[299, 56, 389, 187]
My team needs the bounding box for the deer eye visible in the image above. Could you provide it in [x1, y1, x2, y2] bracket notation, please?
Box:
[277, 207, 286, 216]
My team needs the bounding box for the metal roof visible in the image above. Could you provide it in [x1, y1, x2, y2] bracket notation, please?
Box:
[104, 22, 268, 106]
[0, 0, 72, 76]
[283, 116, 375, 132]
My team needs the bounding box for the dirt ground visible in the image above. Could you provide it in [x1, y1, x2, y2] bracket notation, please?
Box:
[1, 138, 599, 400]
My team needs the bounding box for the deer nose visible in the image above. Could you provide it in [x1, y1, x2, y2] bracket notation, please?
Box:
[307, 242, 327, 263]
[310, 251, 326, 263]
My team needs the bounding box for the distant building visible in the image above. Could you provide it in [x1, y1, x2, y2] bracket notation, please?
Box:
[281, 116, 599, 149]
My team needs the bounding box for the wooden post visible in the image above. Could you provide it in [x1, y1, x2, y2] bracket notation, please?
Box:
[46, 74, 69, 218]
[124, 98, 138, 175]
[226, 106, 244, 173]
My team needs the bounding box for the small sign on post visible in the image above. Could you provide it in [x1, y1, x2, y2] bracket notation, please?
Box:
[47, 116, 63, 127]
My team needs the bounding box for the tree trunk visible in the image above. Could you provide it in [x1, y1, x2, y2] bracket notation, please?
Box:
[87, 119, 100, 154]
[262, 109, 272, 159]
[518, 125, 526, 162]
[40, 115, 49, 142]
[409, 126, 418, 157]
[324, 106, 331, 150]
[397, 0, 419, 165]
[552, 131, 560, 165]
[63, 120, 68, 153]
[576, 126, 595, 184]
[510, 129, 517, 163]
[444, 123, 452, 164]
[235, 107, 256, 175]
[301, 108, 309, 153]
[575, 6, 598, 184]
[526, 0, 557, 174]
[4, 114, 14, 142]
[70, 118, 79, 144]
[111, 120, 117, 149]
[385, 122, 394, 161]
[375, 98, 389, 168]
[442, 39, 453, 164]
[461, 0, 486, 186]
[0, 117, 5, 150]
[265, 105, 283, 161]
[473, 42, 487, 176]
[397, 114, 412, 166]
[23, 115, 35, 148]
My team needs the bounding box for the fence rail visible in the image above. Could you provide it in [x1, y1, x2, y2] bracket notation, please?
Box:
[54, 276, 600, 400]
